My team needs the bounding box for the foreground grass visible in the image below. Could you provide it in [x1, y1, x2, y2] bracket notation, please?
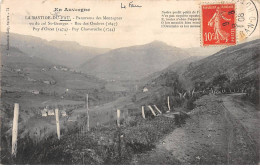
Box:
[2, 112, 177, 164]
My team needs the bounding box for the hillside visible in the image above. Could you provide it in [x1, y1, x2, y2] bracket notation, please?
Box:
[1, 45, 121, 120]
[1, 33, 109, 68]
[1, 45, 129, 149]
[183, 39, 260, 84]
[1, 45, 106, 94]
[140, 56, 202, 86]
[184, 47, 223, 57]
[1, 38, 259, 165]
[80, 41, 190, 80]
[135, 39, 260, 108]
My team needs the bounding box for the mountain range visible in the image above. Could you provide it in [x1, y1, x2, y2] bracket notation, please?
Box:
[79, 41, 190, 80]
[1, 33, 109, 68]
[4, 33, 252, 83]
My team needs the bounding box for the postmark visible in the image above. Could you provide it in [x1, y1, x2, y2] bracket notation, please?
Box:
[233, 0, 258, 41]
[201, 4, 236, 46]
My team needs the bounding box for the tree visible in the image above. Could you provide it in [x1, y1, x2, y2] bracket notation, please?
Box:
[212, 74, 229, 89]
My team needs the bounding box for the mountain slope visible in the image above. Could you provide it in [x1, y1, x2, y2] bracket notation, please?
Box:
[132, 39, 259, 109]
[184, 47, 223, 57]
[140, 56, 202, 86]
[183, 39, 260, 84]
[1, 45, 110, 107]
[1, 33, 109, 68]
[80, 41, 190, 80]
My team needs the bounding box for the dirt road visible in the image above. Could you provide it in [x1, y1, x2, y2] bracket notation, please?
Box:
[131, 94, 259, 164]
[222, 94, 259, 164]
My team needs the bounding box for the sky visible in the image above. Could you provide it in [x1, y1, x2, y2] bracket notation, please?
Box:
[0, 0, 259, 49]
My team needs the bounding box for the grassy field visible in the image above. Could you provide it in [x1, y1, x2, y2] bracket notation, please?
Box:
[1, 109, 179, 164]
[1, 47, 132, 160]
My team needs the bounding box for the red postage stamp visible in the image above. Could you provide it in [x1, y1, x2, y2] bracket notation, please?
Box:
[201, 4, 236, 46]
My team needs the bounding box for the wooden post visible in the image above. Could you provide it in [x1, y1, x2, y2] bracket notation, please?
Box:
[55, 108, 60, 140]
[153, 105, 162, 114]
[178, 93, 182, 99]
[117, 116, 122, 162]
[167, 96, 171, 112]
[12, 103, 19, 157]
[183, 92, 187, 98]
[141, 106, 146, 119]
[117, 109, 120, 127]
[192, 89, 195, 97]
[148, 105, 156, 116]
[86, 94, 90, 132]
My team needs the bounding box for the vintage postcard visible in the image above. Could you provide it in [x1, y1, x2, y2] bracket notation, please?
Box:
[0, 0, 259, 165]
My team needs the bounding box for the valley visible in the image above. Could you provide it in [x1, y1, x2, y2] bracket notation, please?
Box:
[0, 33, 259, 164]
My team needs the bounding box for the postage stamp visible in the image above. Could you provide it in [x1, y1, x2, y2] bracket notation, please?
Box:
[201, 4, 236, 46]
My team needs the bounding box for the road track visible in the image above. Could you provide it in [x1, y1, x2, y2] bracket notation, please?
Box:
[131, 94, 259, 164]
[222, 94, 259, 164]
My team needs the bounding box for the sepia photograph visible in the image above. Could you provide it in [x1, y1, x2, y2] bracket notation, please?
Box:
[0, 0, 259, 165]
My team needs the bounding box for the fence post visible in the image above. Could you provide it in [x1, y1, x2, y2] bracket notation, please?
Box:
[167, 96, 171, 112]
[183, 92, 187, 98]
[117, 113, 122, 163]
[86, 94, 90, 132]
[178, 93, 182, 99]
[12, 103, 19, 157]
[141, 106, 146, 119]
[117, 109, 120, 127]
[153, 105, 162, 114]
[55, 108, 60, 140]
[148, 105, 156, 116]
[192, 89, 195, 97]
